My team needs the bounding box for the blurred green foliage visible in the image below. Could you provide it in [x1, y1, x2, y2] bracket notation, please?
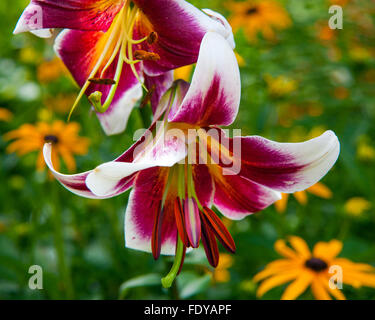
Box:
[0, 0, 375, 300]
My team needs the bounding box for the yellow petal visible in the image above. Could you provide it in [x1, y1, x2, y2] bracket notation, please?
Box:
[311, 277, 331, 300]
[288, 236, 311, 259]
[294, 191, 308, 205]
[274, 239, 298, 259]
[281, 272, 313, 300]
[313, 240, 343, 261]
[307, 182, 332, 199]
[256, 271, 300, 298]
[274, 193, 288, 213]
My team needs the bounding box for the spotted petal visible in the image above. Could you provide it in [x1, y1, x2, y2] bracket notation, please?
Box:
[168, 32, 240, 127]
[133, 0, 234, 76]
[14, 0, 123, 36]
[208, 129, 340, 193]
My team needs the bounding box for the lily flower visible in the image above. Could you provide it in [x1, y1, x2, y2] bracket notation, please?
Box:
[14, 0, 234, 135]
[43, 32, 340, 287]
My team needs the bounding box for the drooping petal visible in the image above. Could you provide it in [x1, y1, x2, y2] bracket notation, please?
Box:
[210, 165, 281, 220]
[43, 143, 133, 199]
[133, 0, 234, 76]
[208, 129, 340, 193]
[239, 131, 340, 193]
[86, 122, 187, 197]
[54, 29, 143, 135]
[168, 32, 240, 126]
[125, 167, 178, 255]
[14, 0, 123, 36]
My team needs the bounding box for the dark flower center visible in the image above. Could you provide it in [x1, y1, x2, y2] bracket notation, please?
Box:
[246, 7, 259, 15]
[305, 257, 328, 272]
[44, 135, 59, 144]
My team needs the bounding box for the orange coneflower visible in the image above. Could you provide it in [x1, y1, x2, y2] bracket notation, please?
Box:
[226, 0, 291, 42]
[275, 182, 333, 213]
[254, 236, 375, 300]
[4, 120, 89, 172]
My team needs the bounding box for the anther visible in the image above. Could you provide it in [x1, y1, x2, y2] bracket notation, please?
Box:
[147, 32, 158, 45]
[134, 50, 160, 61]
[88, 78, 116, 85]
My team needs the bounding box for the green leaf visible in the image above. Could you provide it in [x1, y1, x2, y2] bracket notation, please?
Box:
[119, 273, 161, 299]
[179, 273, 212, 299]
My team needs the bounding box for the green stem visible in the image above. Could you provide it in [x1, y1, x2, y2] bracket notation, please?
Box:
[161, 237, 184, 289]
[51, 183, 74, 299]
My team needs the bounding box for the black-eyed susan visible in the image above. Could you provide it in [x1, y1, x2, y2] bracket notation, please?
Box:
[254, 236, 375, 300]
[275, 182, 333, 213]
[4, 120, 89, 172]
[226, 0, 291, 42]
[37, 58, 69, 84]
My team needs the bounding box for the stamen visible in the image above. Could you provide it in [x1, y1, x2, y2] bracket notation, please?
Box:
[174, 198, 190, 247]
[134, 50, 160, 61]
[200, 211, 219, 268]
[151, 200, 164, 260]
[88, 78, 116, 85]
[147, 32, 158, 45]
[202, 207, 236, 253]
[139, 84, 155, 109]
[183, 197, 201, 248]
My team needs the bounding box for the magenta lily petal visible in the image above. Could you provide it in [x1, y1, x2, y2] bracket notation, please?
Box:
[168, 32, 240, 127]
[133, 0, 234, 76]
[211, 130, 340, 193]
[192, 164, 214, 207]
[43, 143, 134, 199]
[213, 172, 281, 220]
[14, 0, 122, 35]
[55, 29, 143, 135]
[125, 167, 178, 255]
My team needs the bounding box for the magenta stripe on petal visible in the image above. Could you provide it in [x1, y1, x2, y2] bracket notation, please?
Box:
[14, 0, 122, 35]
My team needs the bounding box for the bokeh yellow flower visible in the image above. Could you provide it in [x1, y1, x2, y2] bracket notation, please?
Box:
[4, 120, 89, 172]
[212, 253, 234, 283]
[345, 197, 372, 216]
[264, 74, 298, 97]
[275, 182, 333, 213]
[226, 0, 291, 42]
[357, 139, 375, 162]
[0, 108, 13, 122]
[254, 236, 375, 300]
[37, 58, 69, 83]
